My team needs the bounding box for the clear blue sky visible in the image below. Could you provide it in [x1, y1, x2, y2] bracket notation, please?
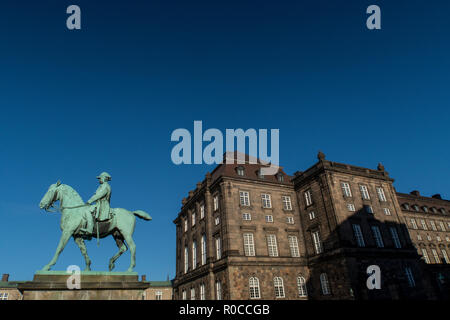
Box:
[1, 0, 449, 281]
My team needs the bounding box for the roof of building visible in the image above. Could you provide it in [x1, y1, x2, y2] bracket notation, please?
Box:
[0, 281, 25, 288]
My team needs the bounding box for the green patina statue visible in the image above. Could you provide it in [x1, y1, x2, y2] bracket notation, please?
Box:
[39, 173, 152, 272]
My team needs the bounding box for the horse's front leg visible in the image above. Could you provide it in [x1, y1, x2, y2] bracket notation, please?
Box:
[74, 236, 91, 271]
[41, 230, 73, 271]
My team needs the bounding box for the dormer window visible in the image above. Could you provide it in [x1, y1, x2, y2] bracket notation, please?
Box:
[431, 207, 438, 214]
[276, 173, 284, 182]
[440, 208, 447, 214]
[403, 203, 410, 210]
[422, 206, 428, 213]
[257, 169, 264, 179]
[236, 166, 245, 177]
[413, 205, 420, 212]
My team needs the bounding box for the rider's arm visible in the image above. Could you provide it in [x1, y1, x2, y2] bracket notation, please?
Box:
[87, 185, 107, 204]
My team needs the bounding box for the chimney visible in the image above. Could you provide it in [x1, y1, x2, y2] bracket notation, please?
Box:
[1, 274, 9, 282]
[141, 275, 146, 282]
[432, 194, 442, 200]
[410, 190, 420, 197]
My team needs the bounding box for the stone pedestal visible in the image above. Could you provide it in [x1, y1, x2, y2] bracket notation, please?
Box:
[18, 271, 148, 300]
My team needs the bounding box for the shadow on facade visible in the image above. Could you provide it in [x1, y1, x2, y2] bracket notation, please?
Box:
[304, 208, 450, 300]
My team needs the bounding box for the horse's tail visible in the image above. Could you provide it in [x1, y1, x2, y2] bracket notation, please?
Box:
[133, 210, 152, 221]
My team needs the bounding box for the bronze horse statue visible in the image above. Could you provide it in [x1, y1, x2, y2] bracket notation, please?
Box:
[39, 181, 151, 272]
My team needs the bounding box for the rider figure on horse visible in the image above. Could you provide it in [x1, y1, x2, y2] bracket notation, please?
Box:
[81, 172, 112, 237]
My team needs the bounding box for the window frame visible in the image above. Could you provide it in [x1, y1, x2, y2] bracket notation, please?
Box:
[273, 277, 285, 298]
[267, 234, 279, 257]
[261, 193, 272, 208]
[243, 233, 256, 257]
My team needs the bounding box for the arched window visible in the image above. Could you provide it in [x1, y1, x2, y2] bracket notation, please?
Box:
[297, 276, 307, 297]
[320, 273, 331, 295]
[273, 277, 285, 298]
[249, 277, 261, 299]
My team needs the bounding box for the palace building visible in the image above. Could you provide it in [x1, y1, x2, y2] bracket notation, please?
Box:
[173, 151, 450, 300]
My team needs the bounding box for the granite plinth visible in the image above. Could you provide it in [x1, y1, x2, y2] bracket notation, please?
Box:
[18, 271, 148, 300]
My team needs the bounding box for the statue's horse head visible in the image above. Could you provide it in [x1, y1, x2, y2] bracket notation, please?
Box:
[39, 180, 62, 211]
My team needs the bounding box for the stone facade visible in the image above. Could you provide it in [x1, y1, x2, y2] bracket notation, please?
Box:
[173, 152, 450, 300]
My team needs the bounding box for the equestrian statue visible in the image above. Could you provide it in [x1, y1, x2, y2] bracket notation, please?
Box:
[39, 172, 152, 272]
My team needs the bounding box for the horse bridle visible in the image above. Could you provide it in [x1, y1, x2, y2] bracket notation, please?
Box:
[45, 203, 91, 213]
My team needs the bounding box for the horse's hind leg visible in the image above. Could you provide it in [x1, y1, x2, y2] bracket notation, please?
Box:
[74, 236, 91, 271]
[41, 231, 73, 271]
[109, 233, 127, 271]
[122, 233, 136, 272]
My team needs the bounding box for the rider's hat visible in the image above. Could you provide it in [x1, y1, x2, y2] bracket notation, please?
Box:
[96, 172, 112, 181]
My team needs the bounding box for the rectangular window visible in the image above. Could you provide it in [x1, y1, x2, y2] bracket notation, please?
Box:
[364, 205, 374, 214]
[441, 249, 449, 264]
[288, 235, 300, 257]
[265, 215, 273, 223]
[410, 219, 418, 230]
[215, 237, 221, 260]
[242, 213, 252, 221]
[192, 241, 197, 269]
[216, 281, 222, 300]
[432, 249, 441, 263]
[200, 284, 206, 300]
[371, 225, 384, 248]
[190, 288, 196, 300]
[405, 267, 416, 288]
[383, 208, 391, 215]
[267, 234, 279, 257]
[215, 217, 220, 225]
[312, 231, 323, 254]
[352, 224, 366, 247]
[0, 293, 9, 300]
[213, 196, 219, 211]
[243, 233, 255, 256]
[184, 246, 189, 273]
[341, 182, 352, 197]
[439, 221, 446, 231]
[304, 190, 313, 206]
[261, 194, 272, 208]
[430, 221, 437, 231]
[200, 205, 205, 219]
[286, 216, 294, 224]
[282, 196, 292, 210]
[184, 219, 188, 232]
[389, 227, 402, 248]
[192, 212, 196, 226]
[201, 234, 206, 265]
[182, 290, 187, 300]
[309, 211, 315, 220]
[422, 248, 431, 263]
[421, 220, 428, 230]
[360, 185, 370, 200]
[417, 234, 422, 241]
[347, 203, 355, 212]
[240, 191, 250, 206]
[155, 291, 162, 300]
[376, 187, 387, 202]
